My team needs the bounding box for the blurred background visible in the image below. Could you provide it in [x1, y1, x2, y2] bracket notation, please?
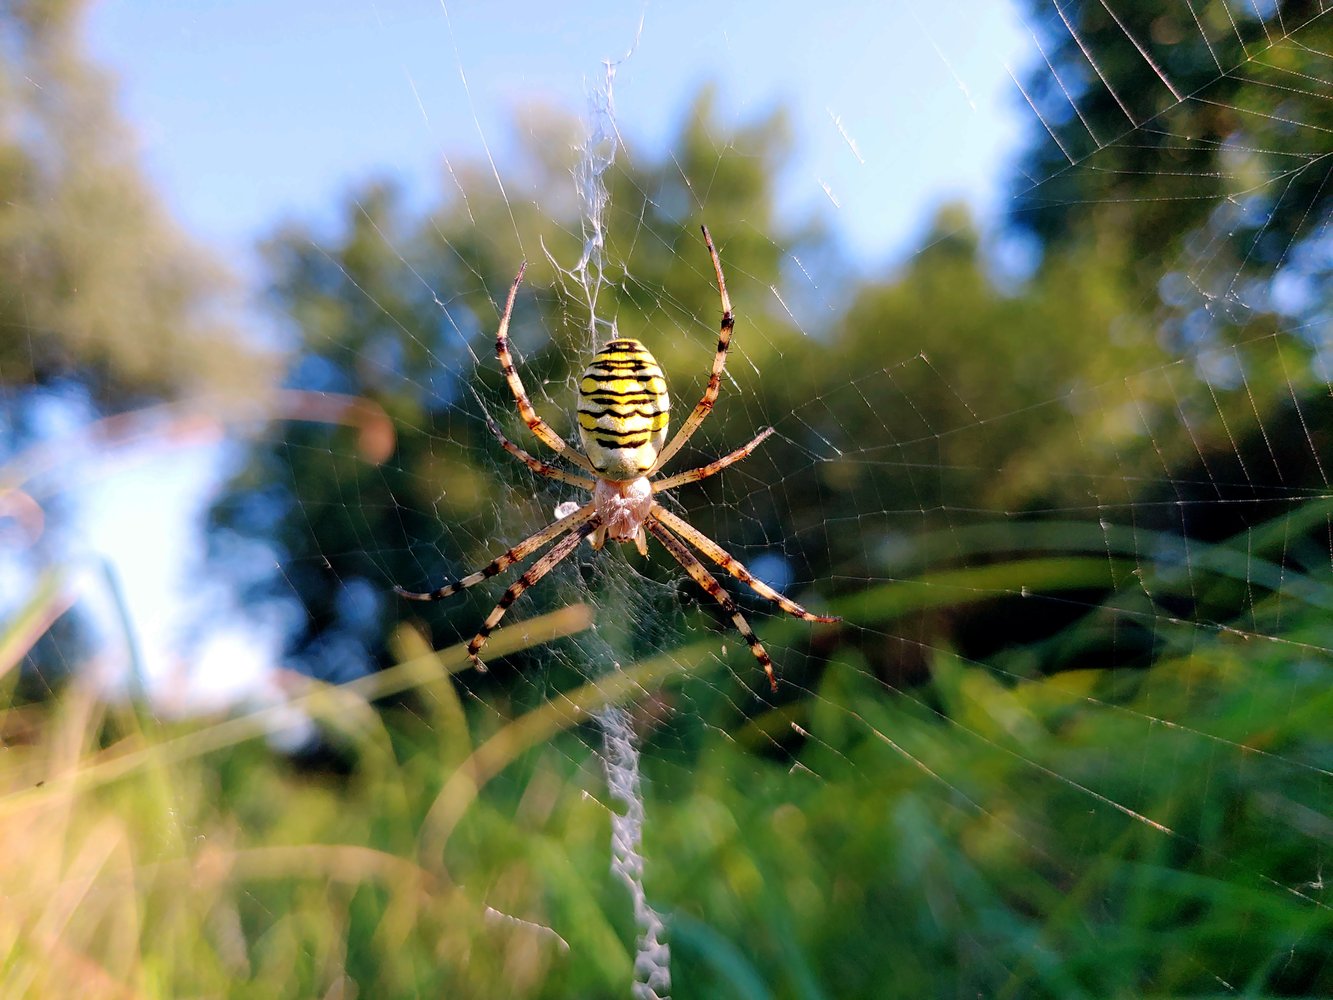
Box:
[1, 1, 1330, 996]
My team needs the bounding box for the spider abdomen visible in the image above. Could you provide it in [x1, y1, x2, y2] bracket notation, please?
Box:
[577, 338, 670, 481]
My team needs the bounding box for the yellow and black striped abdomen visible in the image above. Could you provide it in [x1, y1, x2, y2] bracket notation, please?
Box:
[578, 338, 670, 481]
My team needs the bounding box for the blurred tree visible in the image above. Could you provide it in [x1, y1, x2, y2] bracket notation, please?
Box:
[1007, 0, 1331, 541]
[1013, 0, 1331, 305]
[820, 206, 1155, 514]
[0, 0, 261, 406]
[0, 0, 268, 694]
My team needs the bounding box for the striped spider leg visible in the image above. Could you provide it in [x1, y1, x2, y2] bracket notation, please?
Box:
[648, 225, 735, 474]
[395, 502, 598, 669]
[395, 227, 838, 688]
[649, 505, 839, 628]
[493, 261, 598, 475]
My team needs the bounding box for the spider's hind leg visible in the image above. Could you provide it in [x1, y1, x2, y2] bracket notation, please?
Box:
[465, 519, 600, 667]
[395, 504, 596, 603]
[644, 517, 779, 693]
[651, 505, 839, 624]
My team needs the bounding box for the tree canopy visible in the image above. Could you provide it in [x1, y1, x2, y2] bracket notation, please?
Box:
[0, 0, 264, 407]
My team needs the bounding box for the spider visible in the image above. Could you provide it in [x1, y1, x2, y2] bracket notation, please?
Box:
[396, 226, 838, 692]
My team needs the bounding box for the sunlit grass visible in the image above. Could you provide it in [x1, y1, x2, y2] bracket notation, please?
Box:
[1, 512, 1329, 997]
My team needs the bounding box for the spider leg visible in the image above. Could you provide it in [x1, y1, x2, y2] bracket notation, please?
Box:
[495, 263, 598, 474]
[467, 519, 600, 668]
[649, 225, 734, 474]
[478, 407, 597, 489]
[652, 427, 775, 492]
[644, 517, 780, 693]
[651, 505, 840, 624]
[395, 502, 596, 602]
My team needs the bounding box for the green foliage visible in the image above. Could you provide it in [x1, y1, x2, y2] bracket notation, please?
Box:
[0, 0, 264, 404]
[1013, 0, 1331, 303]
[657, 644, 1329, 998]
[1, 514, 1327, 995]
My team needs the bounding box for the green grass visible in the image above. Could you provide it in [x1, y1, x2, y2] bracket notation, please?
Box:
[1, 521, 1330, 998]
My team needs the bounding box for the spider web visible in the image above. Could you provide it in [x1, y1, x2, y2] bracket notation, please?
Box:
[253, 3, 1330, 995]
[11, 1, 1330, 996]
[210, 4, 1322, 994]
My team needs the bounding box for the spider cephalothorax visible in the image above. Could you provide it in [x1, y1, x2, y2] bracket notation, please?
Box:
[396, 226, 838, 691]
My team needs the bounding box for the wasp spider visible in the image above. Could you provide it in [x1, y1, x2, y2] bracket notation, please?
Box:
[396, 226, 838, 691]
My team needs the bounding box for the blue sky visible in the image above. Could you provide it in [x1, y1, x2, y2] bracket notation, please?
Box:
[87, 1, 1031, 267]
[68, 0, 1035, 701]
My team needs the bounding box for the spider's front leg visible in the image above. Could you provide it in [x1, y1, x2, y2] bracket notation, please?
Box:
[493, 264, 598, 475]
[650, 225, 735, 474]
